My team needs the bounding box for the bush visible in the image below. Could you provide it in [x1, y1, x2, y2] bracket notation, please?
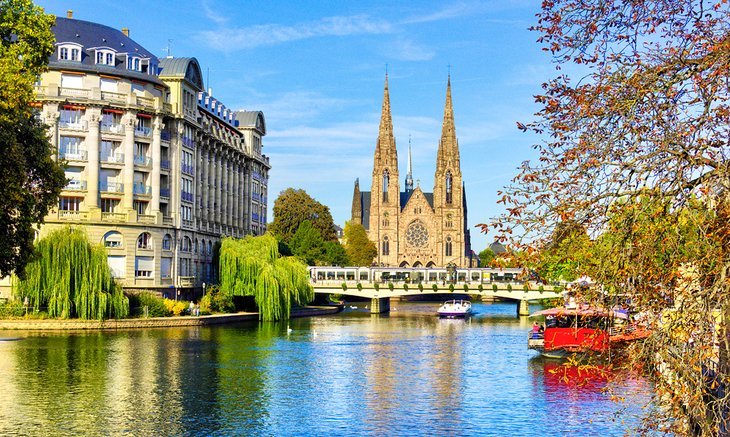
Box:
[374, 282, 380, 291]
[357, 283, 363, 291]
[432, 283, 439, 292]
[341, 282, 347, 291]
[200, 285, 235, 314]
[0, 300, 25, 318]
[463, 284, 469, 292]
[507, 284, 513, 292]
[164, 299, 190, 316]
[449, 284, 455, 293]
[129, 292, 170, 317]
[418, 283, 424, 292]
[492, 284, 498, 292]
[538, 285, 545, 294]
[478, 284, 484, 292]
[388, 282, 394, 291]
[523, 284, 529, 292]
[403, 283, 409, 291]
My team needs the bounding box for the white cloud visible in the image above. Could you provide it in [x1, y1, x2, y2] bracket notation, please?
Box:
[385, 38, 436, 61]
[197, 15, 392, 52]
[201, 0, 229, 26]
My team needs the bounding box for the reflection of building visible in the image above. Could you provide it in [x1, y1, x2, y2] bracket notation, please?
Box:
[352, 75, 472, 267]
[17, 13, 269, 298]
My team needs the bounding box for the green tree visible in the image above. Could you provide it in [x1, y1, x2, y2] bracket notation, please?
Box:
[269, 188, 337, 243]
[0, 0, 65, 277]
[289, 220, 326, 266]
[13, 227, 129, 320]
[478, 248, 495, 267]
[343, 221, 377, 266]
[323, 241, 349, 266]
[480, 2, 730, 434]
[218, 234, 313, 321]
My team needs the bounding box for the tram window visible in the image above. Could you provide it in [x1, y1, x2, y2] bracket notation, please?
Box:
[438, 272, 446, 281]
[346, 272, 355, 281]
[327, 272, 335, 280]
[429, 272, 437, 282]
[360, 272, 369, 281]
[457, 272, 466, 282]
[471, 272, 480, 282]
[336, 272, 345, 280]
[317, 272, 325, 280]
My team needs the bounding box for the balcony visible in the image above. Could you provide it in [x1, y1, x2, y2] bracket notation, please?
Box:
[59, 87, 89, 99]
[182, 219, 194, 229]
[160, 131, 171, 142]
[99, 181, 123, 193]
[181, 163, 194, 175]
[162, 216, 174, 225]
[101, 123, 124, 134]
[160, 159, 170, 170]
[59, 121, 87, 131]
[136, 96, 154, 108]
[160, 187, 170, 198]
[65, 179, 87, 191]
[58, 210, 88, 220]
[181, 135, 195, 149]
[178, 276, 195, 287]
[137, 214, 156, 224]
[181, 191, 194, 203]
[135, 126, 151, 137]
[100, 152, 124, 164]
[100, 91, 126, 104]
[134, 155, 151, 167]
[60, 150, 88, 161]
[101, 212, 126, 222]
[133, 183, 151, 195]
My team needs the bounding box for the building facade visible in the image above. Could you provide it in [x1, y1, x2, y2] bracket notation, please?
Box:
[18, 13, 270, 298]
[352, 75, 472, 268]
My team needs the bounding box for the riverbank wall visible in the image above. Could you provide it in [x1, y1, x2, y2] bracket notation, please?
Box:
[0, 306, 342, 331]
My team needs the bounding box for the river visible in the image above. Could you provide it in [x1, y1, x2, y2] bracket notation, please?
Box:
[0, 301, 654, 436]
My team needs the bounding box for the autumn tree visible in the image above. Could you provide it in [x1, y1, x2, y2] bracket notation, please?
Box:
[342, 221, 377, 266]
[481, 1, 730, 435]
[269, 188, 337, 243]
[0, 0, 65, 277]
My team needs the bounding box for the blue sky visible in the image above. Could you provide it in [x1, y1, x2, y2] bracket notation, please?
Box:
[38, 0, 554, 252]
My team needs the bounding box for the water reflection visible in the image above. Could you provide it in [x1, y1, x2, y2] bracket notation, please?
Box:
[0, 302, 653, 436]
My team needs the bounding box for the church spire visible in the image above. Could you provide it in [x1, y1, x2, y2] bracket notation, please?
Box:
[405, 135, 413, 193]
[375, 73, 396, 161]
[437, 74, 460, 169]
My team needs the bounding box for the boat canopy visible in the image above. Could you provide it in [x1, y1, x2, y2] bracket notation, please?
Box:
[529, 306, 629, 320]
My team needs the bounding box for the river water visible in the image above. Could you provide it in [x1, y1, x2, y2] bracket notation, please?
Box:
[0, 302, 654, 436]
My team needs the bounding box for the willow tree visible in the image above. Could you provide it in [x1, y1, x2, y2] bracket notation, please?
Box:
[484, 2, 730, 435]
[219, 234, 313, 321]
[13, 227, 128, 320]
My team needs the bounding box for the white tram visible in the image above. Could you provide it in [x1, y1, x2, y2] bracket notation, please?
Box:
[308, 266, 524, 285]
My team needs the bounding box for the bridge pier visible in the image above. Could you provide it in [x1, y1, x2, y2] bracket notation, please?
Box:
[370, 297, 390, 314]
[517, 299, 529, 316]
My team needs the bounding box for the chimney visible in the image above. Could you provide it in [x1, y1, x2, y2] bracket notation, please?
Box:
[66, 10, 73, 18]
[121, 28, 129, 37]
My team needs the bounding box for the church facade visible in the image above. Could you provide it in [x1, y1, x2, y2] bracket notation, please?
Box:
[351, 75, 472, 268]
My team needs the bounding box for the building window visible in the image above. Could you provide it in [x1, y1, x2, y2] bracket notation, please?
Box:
[59, 197, 82, 211]
[445, 171, 453, 204]
[106, 52, 113, 65]
[181, 236, 192, 252]
[96, 51, 103, 64]
[103, 231, 123, 248]
[162, 234, 172, 251]
[137, 232, 152, 249]
[445, 236, 453, 257]
[70, 48, 79, 61]
[59, 47, 68, 60]
[59, 108, 84, 129]
[134, 200, 148, 215]
[382, 236, 389, 256]
[135, 256, 153, 278]
[100, 198, 119, 213]
[382, 169, 389, 202]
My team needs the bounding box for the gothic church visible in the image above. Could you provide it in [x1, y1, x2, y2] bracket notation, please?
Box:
[351, 75, 472, 268]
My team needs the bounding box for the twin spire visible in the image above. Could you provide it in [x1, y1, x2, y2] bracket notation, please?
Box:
[375, 72, 459, 187]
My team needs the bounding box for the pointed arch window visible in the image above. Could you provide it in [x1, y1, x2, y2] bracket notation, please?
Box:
[382, 169, 389, 202]
[445, 236, 453, 257]
[382, 236, 390, 256]
[445, 171, 453, 204]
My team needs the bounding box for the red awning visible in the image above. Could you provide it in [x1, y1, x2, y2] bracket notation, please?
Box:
[103, 109, 124, 114]
[137, 113, 152, 119]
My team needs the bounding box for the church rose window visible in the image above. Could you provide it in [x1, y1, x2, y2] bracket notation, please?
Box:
[405, 220, 429, 248]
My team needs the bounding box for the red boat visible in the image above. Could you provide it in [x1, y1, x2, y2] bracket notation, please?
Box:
[527, 306, 650, 358]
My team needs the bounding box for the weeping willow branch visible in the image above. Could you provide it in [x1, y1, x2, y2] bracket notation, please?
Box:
[12, 227, 129, 320]
[219, 234, 313, 321]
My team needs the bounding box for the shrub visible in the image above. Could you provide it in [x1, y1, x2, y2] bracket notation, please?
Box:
[129, 292, 170, 317]
[507, 284, 513, 292]
[357, 283, 363, 291]
[463, 284, 469, 292]
[449, 284, 455, 293]
[539, 285, 545, 294]
[492, 284, 498, 292]
[374, 282, 380, 291]
[200, 285, 235, 314]
[432, 283, 438, 292]
[418, 283, 424, 292]
[388, 282, 394, 291]
[478, 284, 484, 292]
[0, 300, 25, 318]
[341, 282, 347, 291]
[163, 299, 189, 316]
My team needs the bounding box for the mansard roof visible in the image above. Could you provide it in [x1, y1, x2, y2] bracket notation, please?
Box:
[51, 17, 164, 85]
[158, 57, 204, 90]
[234, 111, 267, 135]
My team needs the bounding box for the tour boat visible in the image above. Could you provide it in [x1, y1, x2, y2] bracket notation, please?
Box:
[527, 306, 650, 358]
[437, 300, 472, 318]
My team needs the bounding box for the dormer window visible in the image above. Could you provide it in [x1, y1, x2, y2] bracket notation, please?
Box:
[57, 43, 83, 62]
[95, 49, 116, 66]
[127, 56, 142, 71]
